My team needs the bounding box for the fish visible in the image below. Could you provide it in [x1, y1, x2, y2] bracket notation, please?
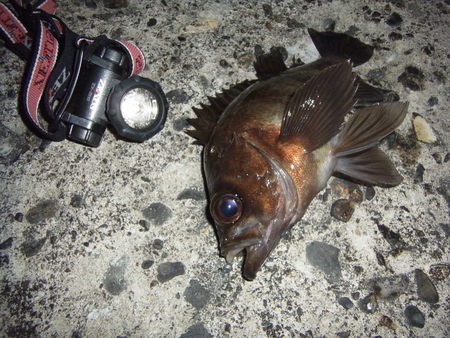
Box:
[187, 29, 408, 280]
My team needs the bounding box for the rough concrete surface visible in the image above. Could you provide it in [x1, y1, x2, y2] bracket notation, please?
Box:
[0, 0, 449, 337]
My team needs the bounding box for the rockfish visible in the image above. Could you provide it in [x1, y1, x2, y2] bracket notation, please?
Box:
[187, 29, 408, 280]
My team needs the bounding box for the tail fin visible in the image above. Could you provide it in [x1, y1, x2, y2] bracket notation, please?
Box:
[308, 29, 374, 66]
[333, 102, 408, 186]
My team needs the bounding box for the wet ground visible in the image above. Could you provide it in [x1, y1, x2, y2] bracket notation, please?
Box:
[0, 0, 449, 337]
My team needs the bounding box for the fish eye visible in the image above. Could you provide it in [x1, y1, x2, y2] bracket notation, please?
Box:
[211, 194, 243, 224]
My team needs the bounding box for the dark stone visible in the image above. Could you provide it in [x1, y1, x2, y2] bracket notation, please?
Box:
[20, 237, 46, 257]
[103, 0, 128, 9]
[70, 194, 85, 208]
[14, 213, 24, 222]
[414, 164, 425, 183]
[388, 32, 402, 41]
[337, 297, 354, 309]
[445, 153, 450, 163]
[398, 66, 425, 91]
[439, 223, 450, 237]
[358, 293, 378, 313]
[179, 323, 212, 338]
[305, 241, 342, 282]
[286, 18, 304, 29]
[166, 89, 189, 104]
[141, 260, 154, 270]
[378, 315, 395, 329]
[219, 59, 230, 68]
[103, 257, 128, 295]
[365, 186, 376, 200]
[173, 118, 190, 131]
[153, 239, 164, 250]
[427, 96, 438, 106]
[369, 274, 409, 299]
[323, 18, 336, 31]
[157, 262, 185, 283]
[0, 237, 13, 250]
[377, 224, 406, 249]
[0, 254, 9, 267]
[262, 4, 273, 17]
[336, 331, 351, 338]
[184, 279, 211, 310]
[330, 179, 363, 203]
[26, 200, 58, 224]
[330, 199, 355, 222]
[85, 0, 97, 9]
[432, 153, 442, 164]
[138, 219, 149, 231]
[415, 269, 439, 303]
[177, 188, 205, 201]
[147, 18, 157, 27]
[404, 305, 425, 328]
[386, 12, 403, 26]
[143, 203, 172, 225]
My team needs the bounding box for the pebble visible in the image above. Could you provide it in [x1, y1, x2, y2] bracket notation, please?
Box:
[179, 322, 213, 338]
[330, 178, 364, 203]
[25, 200, 58, 224]
[386, 12, 403, 26]
[414, 164, 425, 183]
[70, 194, 85, 208]
[177, 188, 205, 201]
[398, 66, 425, 91]
[427, 96, 439, 106]
[20, 237, 47, 257]
[103, 0, 128, 9]
[153, 239, 164, 250]
[337, 297, 354, 310]
[305, 241, 342, 282]
[141, 260, 154, 270]
[377, 224, 406, 249]
[14, 213, 24, 222]
[429, 263, 450, 280]
[142, 203, 172, 225]
[365, 186, 376, 201]
[378, 315, 396, 329]
[404, 305, 425, 328]
[414, 269, 439, 303]
[413, 115, 437, 144]
[439, 223, 450, 238]
[358, 293, 378, 313]
[330, 199, 355, 222]
[388, 32, 403, 41]
[184, 279, 212, 310]
[0, 237, 13, 250]
[166, 89, 189, 104]
[369, 274, 409, 299]
[103, 256, 129, 296]
[147, 18, 157, 27]
[157, 262, 185, 283]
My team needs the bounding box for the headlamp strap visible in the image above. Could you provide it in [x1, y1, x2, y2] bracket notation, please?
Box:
[0, 0, 146, 141]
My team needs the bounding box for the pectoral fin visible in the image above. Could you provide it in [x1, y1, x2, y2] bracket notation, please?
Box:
[278, 61, 357, 152]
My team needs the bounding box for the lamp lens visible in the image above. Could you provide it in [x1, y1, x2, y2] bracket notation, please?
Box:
[120, 87, 159, 129]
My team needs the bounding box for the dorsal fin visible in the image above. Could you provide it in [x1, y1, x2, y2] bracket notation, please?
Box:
[254, 49, 288, 80]
[278, 61, 357, 152]
[186, 80, 255, 144]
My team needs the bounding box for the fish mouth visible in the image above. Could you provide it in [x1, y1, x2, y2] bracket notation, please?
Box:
[221, 239, 261, 264]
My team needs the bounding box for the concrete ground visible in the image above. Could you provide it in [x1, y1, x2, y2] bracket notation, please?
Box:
[0, 0, 449, 337]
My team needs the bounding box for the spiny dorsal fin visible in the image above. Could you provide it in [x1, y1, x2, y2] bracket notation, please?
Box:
[278, 61, 357, 152]
[254, 49, 288, 80]
[308, 28, 374, 67]
[186, 80, 255, 144]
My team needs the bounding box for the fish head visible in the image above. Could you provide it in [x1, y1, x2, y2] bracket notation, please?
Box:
[204, 134, 298, 280]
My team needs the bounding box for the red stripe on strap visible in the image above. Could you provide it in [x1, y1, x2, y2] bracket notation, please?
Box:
[0, 2, 28, 44]
[36, 0, 58, 15]
[118, 40, 145, 75]
[25, 22, 59, 124]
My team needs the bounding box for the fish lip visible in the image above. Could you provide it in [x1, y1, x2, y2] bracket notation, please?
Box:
[221, 239, 261, 264]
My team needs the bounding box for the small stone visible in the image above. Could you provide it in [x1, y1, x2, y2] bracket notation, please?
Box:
[404, 305, 425, 328]
[103, 0, 128, 9]
[14, 213, 23, 222]
[386, 12, 403, 26]
[141, 260, 154, 270]
[427, 96, 439, 106]
[262, 4, 273, 17]
[351, 291, 360, 300]
[429, 263, 450, 281]
[219, 59, 230, 68]
[20, 237, 46, 257]
[286, 18, 304, 29]
[330, 179, 364, 203]
[337, 297, 354, 310]
[153, 239, 164, 250]
[70, 194, 84, 208]
[413, 115, 437, 144]
[378, 315, 396, 329]
[414, 164, 425, 183]
[143, 203, 172, 225]
[365, 186, 376, 200]
[358, 293, 378, 313]
[305, 241, 342, 282]
[184, 279, 211, 310]
[377, 224, 406, 249]
[0, 237, 13, 250]
[166, 89, 189, 104]
[388, 32, 402, 41]
[369, 274, 409, 299]
[177, 188, 204, 201]
[26, 200, 58, 224]
[103, 256, 129, 295]
[147, 18, 157, 27]
[236, 52, 253, 68]
[157, 262, 185, 283]
[415, 269, 439, 303]
[179, 323, 213, 338]
[439, 223, 450, 237]
[398, 66, 425, 91]
[331, 199, 355, 222]
[432, 153, 442, 164]
[336, 331, 351, 338]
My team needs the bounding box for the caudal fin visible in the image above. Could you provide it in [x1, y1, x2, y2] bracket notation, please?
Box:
[333, 102, 408, 186]
[308, 29, 374, 66]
